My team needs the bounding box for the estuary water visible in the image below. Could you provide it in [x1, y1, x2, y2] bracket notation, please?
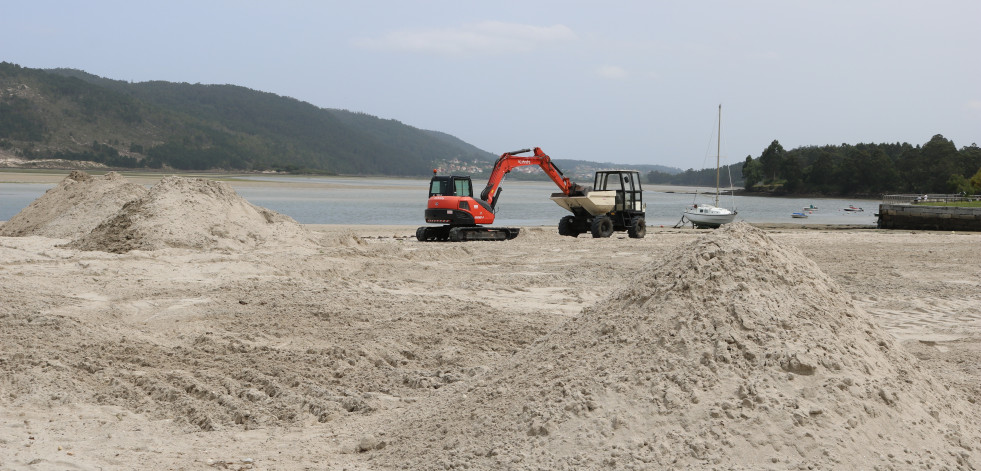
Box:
[0, 175, 881, 227]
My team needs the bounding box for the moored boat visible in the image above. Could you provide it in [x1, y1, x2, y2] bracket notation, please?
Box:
[686, 203, 737, 227]
[681, 105, 737, 228]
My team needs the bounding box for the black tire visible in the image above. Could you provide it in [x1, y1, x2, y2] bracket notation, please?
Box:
[590, 216, 614, 238]
[628, 217, 646, 239]
[558, 215, 580, 237]
[416, 227, 429, 242]
[448, 227, 464, 242]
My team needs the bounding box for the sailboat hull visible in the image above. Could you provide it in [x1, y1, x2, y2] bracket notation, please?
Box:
[683, 205, 736, 228]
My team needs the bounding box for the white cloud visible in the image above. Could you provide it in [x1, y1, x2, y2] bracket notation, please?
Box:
[596, 65, 628, 79]
[353, 21, 576, 55]
[968, 100, 981, 110]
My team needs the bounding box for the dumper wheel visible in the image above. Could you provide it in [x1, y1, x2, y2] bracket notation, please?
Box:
[558, 216, 581, 237]
[590, 216, 614, 238]
[628, 216, 646, 239]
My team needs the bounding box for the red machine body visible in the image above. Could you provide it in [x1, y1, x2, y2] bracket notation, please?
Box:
[417, 147, 582, 241]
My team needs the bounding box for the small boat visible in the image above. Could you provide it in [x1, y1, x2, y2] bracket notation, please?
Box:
[791, 212, 808, 219]
[686, 203, 737, 228]
[804, 204, 818, 211]
[843, 205, 864, 212]
[681, 105, 737, 228]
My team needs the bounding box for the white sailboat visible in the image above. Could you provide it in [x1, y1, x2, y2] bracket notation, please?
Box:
[682, 104, 737, 228]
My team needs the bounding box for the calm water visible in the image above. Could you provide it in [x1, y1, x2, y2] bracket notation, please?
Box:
[0, 175, 880, 227]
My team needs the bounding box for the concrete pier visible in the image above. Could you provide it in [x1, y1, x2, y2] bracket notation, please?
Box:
[877, 203, 981, 231]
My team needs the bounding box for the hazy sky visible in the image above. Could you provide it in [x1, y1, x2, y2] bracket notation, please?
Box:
[4, 0, 979, 169]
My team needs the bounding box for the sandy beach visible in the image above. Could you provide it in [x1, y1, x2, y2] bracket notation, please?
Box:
[1, 172, 979, 469]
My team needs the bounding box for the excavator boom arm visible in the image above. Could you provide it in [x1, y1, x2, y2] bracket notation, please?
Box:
[479, 147, 581, 207]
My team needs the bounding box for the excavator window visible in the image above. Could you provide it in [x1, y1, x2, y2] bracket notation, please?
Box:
[454, 178, 472, 197]
[429, 176, 473, 197]
[430, 178, 448, 196]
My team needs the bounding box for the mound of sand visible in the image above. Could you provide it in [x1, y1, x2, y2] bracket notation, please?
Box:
[0, 171, 147, 238]
[69, 176, 320, 253]
[513, 226, 555, 241]
[370, 222, 980, 469]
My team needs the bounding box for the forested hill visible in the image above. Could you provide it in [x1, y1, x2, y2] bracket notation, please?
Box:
[739, 137, 981, 196]
[0, 62, 495, 175]
[647, 136, 981, 196]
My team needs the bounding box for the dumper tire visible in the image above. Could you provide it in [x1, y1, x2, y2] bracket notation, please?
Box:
[558, 216, 581, 237]
[628, 217, 646, 239]
[590, 216, 614, 238]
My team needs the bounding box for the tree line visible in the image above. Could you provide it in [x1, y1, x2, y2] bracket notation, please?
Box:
[647, 135, 981, 196]
[644, 164, 744, 188]
[742, 135, 980, 195]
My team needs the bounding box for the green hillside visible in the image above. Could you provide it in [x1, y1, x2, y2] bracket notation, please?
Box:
[0, 62, 496, 175]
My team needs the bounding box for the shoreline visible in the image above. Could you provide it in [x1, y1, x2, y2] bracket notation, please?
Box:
[0, 168, 422, 190]
[0, 168, 884, 201]
[301, 223, 892, 238]
[0, 222, 882, 234]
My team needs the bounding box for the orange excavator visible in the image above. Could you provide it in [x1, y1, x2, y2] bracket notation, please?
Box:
[416, 147, 585, 241]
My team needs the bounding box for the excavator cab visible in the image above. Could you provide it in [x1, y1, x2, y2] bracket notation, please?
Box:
[429, 176, 473, 198]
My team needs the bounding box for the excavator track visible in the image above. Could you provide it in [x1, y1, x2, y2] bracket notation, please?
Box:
[416, 225, 519, 242]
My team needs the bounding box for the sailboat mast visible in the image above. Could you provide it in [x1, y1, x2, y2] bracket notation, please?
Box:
[715, 104, 721, 207]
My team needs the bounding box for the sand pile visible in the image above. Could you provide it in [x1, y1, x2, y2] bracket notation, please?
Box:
[69, 176, 319, 253]
[370, 222, 980, 469]
[0, 171, 148, 238]
[513, 227, 553, 241]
